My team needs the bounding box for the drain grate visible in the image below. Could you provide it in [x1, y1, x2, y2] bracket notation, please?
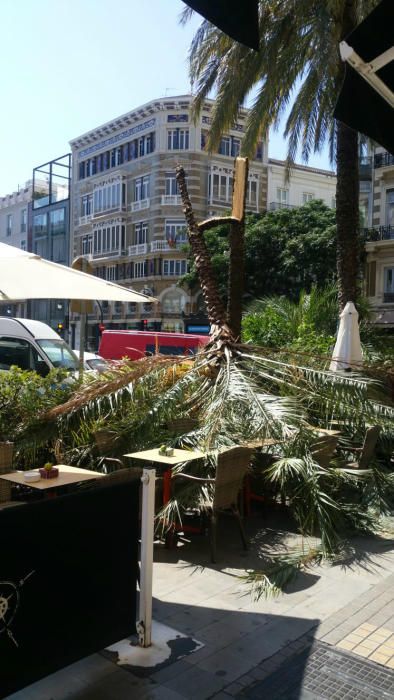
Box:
[239, 641, 394, 699]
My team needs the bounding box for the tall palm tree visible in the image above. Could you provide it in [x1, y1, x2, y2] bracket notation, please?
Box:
[181, 0, 379, 309]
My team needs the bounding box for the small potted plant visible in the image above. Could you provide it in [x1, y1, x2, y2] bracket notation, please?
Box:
[158, 444, 174, 457]
[39, 462, 59, 479]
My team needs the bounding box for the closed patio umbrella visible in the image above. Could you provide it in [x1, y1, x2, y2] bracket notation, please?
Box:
[0, 243, 154, 303]
[330, 302, 363, 372]
[334, 0, 394, 154]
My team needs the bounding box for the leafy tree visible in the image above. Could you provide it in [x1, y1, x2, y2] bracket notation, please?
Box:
[182, 200, 337, 302]
[182, 0, 380, 309]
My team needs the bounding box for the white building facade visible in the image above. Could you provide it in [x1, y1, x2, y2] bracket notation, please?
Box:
[69, 95, 268, 342]
[0, 182, 33, 317]
[267, 159, 336, 211]
[364, 147, 394, 328]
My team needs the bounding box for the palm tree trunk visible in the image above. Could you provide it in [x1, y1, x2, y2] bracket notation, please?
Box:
[176, 166, 234, 343]
[336, 0, 359, 311]
[335, 120, 360, 310]
[227, 219, 245, 340]
[227, 158, 248, 340]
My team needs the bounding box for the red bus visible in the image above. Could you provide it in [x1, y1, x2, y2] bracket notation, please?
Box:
[98, 330, 209, 361]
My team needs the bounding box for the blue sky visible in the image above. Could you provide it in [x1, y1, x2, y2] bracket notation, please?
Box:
[0, 0, 331, 196]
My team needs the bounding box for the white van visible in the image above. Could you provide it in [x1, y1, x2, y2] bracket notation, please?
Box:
[0, 318, 79, 376]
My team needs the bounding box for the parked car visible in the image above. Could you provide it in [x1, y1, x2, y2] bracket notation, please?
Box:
[0, 318, 78, 376]
[73, 351, 110, 374]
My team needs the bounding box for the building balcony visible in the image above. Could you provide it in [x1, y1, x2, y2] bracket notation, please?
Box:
[363, 225, 394, 241]
[269, 202, 298, 211]
[91, 206, 127, 220]
[161, 195, 182, 206]
[374, 152, 394, 169]
[79, 214, 93, 226]
[384, 292, 394, 304]
[128, 243, 148, 256]
[91, 249, 127, 260]
[129, 199, 150, 213]
[150, 240, 172, 252]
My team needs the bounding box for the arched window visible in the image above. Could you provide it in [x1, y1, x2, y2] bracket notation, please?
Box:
[162, 289, 186, 315]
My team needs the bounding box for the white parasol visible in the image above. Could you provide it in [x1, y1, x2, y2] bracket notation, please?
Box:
[0, 243, 153, 303]
[330, 301, 363, 372]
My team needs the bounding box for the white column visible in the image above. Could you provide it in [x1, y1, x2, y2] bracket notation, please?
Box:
[138, 467, 156, 647]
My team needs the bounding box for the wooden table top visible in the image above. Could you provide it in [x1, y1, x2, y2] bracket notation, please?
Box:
[0, 465, 105, 490]
[124, 447, 207, 466]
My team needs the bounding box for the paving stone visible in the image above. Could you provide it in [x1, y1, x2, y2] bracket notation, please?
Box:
[161, 664, 226, 699]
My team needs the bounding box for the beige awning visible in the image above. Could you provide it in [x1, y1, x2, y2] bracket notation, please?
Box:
[0, 243, 155, 303]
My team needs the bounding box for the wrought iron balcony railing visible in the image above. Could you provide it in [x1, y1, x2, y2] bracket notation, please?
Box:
[363, 225, 394, 241]
[374, 152, 394, 169]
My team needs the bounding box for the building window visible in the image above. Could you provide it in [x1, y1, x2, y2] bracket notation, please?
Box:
[135, 221, 148, 244]
[247, 179, 258, 206]
[165, 174, 178, 196]
[384, 267, 394, 293]
[162, 289, 186, 315]
[93, 223, 123, 255]
[81, 194, 93, 216]
[217, 135, 241, 158]
[6, 214, 12, 236]
[93, 179, 124, 214]
[134, 261, 147, 278]
[20, 240, 26, 251]
[82, 235, 93, 255]
[134, 176, 150, 201]
[218, 137, 231, 156]
[276, 188, 289, 205]
[50, 208, 66, 235]
[106, 265, 117, 281]
[146, 132, 155, 154]
[163, 259, 188, 276]
[302, 192, 314, 204]
[21, 208, 27, 233]
[167, 129, 189, 150]
[331, 197, 336, 209]
[165, 219, 187, 245]
[231, 138, 241, 157]
[128, 302, 136, 315]
[78, 132, 155, 179]
[209, 172, 233, 202]
[255, 142, 263, 160]
[33, 213, 47, 236]
[385, 189, 394, 227]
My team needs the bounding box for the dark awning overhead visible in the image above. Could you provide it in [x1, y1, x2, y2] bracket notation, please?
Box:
[334, 0, 394, 154]
[182, 0, 259, 50]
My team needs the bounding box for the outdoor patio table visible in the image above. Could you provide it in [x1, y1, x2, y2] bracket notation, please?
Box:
[124, 447, 207, 505]
[0, 465, 105, 495]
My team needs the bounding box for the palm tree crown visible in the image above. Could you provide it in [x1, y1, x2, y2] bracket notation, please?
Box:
[182, 0, 379, 308]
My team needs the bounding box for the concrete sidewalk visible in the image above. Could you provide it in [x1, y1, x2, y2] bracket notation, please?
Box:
[7, 510, 394, 699]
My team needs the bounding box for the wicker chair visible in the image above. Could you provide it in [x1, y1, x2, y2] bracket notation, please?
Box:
[172, 446, 252, 562]
[339, 426, 380, 469]
[310, 435, 339, 469]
